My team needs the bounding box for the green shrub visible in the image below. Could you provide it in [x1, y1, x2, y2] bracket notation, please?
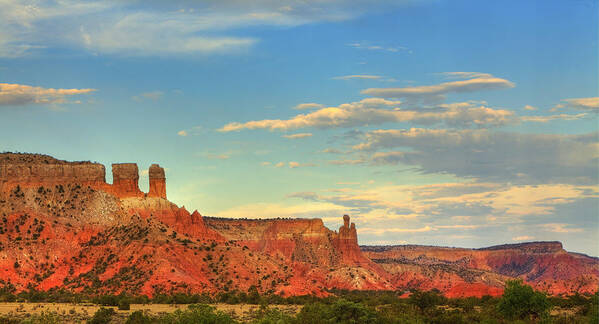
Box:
[158, 304, 239, 324]
[295, 299, 381, 324]
[88, 307, 115, 324]
[497, 279, 550, 320]
[126, 310, 153, 324]
[119, 299, 131, 310]
[20, 311, 62, 324]
[409, 290, 446, 312]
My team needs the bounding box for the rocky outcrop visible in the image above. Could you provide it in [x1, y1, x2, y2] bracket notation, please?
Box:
[122, 197, 223, 241]
[0, 153, 107, 192]
[148, 164, 166, 199]
[333, 215, 369, 266]
[111, 163, 143, 198]
[0, 153, 168, 200]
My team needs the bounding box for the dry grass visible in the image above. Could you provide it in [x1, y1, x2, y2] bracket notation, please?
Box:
[0, 302, 302, 323]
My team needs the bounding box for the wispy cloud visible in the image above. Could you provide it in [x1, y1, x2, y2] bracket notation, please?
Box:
[271, 161, 317, 168]
[0, 1, 406, 57]
[220, 99, 514, 132]
[294, 103, 324, 110]
[132, 91, 163, 101]
[359, 226, 433, 235]
[177, 126, 202, 136]
[361, 74, 514, 101]
[543, 223, 584, 233]
[332, 75, 382, 80]
[348, 42, 411, 53]
[552, 97, 599, 112]
[521, 113, 587, 123]
[282, 133, 313, 139]
[512, 235, 534, 241]
[0, 83, 95, 107]
[200, 151, 232, 160]
[439, 72, 493, 79]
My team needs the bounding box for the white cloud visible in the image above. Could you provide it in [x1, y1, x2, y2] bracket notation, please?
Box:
[328, 159, 365, 165]
[521, 113, 587, 123]
[524, 105, 537, 111]
[512, 235, 534, 241]
[0, 0, 406, 57]
[359, 226, 433, 235]
[289, 161, 317, 168]
[348, 42, 410, 53]
[553, 97, 599, 112]
[294, 103, 324, 110]
[439, 72, 494, 79]
[332, 75, 382, 80]
[543, 223, 584, 233]
[220, 99, 514, 131]
[282, 133, 313, 139]
[0, 83, 95, 107]
[361, 75, 515, 100]
[177, 126, 202, 136]
[200, 152, 231, 160]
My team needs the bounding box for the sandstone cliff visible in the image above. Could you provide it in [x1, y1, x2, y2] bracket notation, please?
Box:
[148, 164, 166, 199]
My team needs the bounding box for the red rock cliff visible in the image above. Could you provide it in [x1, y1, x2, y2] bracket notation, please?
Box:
[148, 164, 166, 199]
[111, 163, 143, 198]
[0, 153, 107, 192]
[333, 215, 370, 266]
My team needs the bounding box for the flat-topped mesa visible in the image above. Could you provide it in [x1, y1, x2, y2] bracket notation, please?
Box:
[0, 153, 107, 191]
[111, 163, 144, 198]
[148, 164, 166, 199]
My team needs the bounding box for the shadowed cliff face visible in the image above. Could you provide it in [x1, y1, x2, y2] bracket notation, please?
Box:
[0, 152, 597, 297]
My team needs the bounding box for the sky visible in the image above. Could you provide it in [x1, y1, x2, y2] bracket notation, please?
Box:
[1, 0, 598, 255]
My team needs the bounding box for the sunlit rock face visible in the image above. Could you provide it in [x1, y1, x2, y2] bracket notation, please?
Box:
[148, 164, 166, 199]
[111, 163, 143, 198]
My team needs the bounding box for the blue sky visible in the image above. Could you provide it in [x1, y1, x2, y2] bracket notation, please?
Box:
[1, 0, 598, 255]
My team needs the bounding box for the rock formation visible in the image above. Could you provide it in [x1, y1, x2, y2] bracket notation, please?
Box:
[362, 243, 599, 297]
[333, 215, 368, 266]
[0, 153, 106, 192]
[111, 163, 143, 198]
[0, 152, 597, 298]
[148, 164, 166, 199]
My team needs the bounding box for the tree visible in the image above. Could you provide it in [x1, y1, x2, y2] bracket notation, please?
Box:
[497, 279, 549, 320]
